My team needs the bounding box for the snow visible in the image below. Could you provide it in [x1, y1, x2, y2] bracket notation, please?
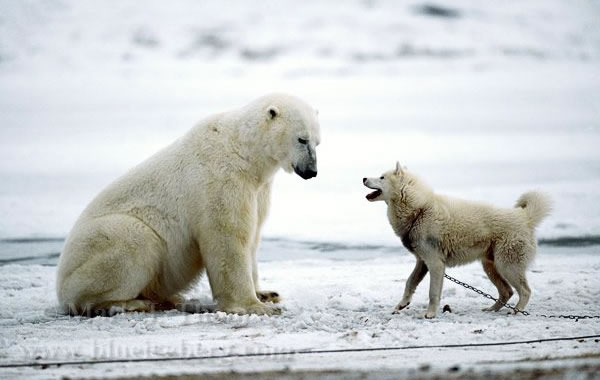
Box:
[1, 246, 599, 378]
[1, 0, 600, 378]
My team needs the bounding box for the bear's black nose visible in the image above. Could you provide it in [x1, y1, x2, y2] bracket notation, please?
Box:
[295, 166, 317, 180]
[304, 169, 317, 179]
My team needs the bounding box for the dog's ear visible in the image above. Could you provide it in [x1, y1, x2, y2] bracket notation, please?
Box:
[395, 161, 404, 175]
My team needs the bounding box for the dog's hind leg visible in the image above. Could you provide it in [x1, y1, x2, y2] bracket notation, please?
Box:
[481, 258, 513, 312]
[394, 259, 428, 313]
[495, 261, 531, 313]
[495, 241, 533, 313]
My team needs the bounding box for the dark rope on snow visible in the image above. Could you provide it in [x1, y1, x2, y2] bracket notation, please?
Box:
[1, 334, 599, 369]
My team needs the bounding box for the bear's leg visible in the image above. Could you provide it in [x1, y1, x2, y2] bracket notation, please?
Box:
[252, 183, 280, 304]
[202, 234, 280, 316]
[250, 232, 280, 304]
[58, 214, 164, 316]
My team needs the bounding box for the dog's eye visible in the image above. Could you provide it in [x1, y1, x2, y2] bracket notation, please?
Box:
[298, 138, 308, 145]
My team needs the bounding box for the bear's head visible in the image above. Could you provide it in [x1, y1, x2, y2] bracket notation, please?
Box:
[260, 94, 320, 180]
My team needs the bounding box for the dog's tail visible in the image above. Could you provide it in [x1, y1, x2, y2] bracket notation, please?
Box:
[515, 191, 552, 229]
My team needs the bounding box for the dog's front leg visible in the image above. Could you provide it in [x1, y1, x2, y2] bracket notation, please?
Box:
[424, 259, 445, 319]
[394, 259, 428, 313]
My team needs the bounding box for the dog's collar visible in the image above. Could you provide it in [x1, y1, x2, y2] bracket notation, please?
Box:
[400, 207, 425, 253]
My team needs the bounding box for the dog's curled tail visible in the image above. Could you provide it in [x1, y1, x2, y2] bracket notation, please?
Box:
[515, 191, 552, 229]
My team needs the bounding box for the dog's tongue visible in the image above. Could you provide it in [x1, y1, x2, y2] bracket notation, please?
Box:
[366, 189, 382, 200]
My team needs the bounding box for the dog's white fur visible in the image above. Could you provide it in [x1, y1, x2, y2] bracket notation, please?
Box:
[364, 162, 551, 318]
[56, 93, 320, 316]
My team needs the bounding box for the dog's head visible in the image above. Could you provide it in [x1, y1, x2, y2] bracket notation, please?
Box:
[363, 162, 406, 202]
[363, 162, 431, 207]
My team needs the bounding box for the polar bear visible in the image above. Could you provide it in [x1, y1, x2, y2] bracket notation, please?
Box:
[56, 93, 320, 316]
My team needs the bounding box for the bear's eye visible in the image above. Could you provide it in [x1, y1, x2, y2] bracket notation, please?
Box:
[380, 176, 384, 180]
[298, 138, 308, 145]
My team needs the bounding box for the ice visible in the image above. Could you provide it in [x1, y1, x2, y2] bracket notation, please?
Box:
[0, 1, 599, 243]
[1, 66, 599, 243]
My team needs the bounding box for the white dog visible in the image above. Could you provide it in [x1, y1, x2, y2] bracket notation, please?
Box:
[364, 162, 551, 318]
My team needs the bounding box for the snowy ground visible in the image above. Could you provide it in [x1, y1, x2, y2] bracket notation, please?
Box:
[1, 0, 600, 378]
[1, 245, 599, 379]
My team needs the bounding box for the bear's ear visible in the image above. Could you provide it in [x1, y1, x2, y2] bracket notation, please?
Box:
[267, 106, 279, 119]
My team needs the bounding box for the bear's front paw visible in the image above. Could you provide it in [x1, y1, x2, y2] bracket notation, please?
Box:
[247, 302, 281, 316]
[256, 290, 281, 304]
[221, 302, 281, 316]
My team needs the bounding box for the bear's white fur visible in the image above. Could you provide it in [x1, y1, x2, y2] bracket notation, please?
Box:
[56, 93, 320, 316]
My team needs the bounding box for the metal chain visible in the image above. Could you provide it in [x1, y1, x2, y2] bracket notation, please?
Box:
[444, 273, 600, 321]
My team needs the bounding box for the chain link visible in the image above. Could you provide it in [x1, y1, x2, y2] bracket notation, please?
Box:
[444, 273, 600, 321]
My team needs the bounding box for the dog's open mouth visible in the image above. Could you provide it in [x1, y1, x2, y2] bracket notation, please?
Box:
[366, 189, 382, 201]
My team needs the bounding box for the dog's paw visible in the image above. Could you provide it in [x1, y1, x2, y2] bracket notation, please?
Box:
[256, 290, 281, 304]
[393, 302, 410, 314]
[424, 310, 437, 319]
[482, 301, 503, 312]
[482, 306, 501, 312]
